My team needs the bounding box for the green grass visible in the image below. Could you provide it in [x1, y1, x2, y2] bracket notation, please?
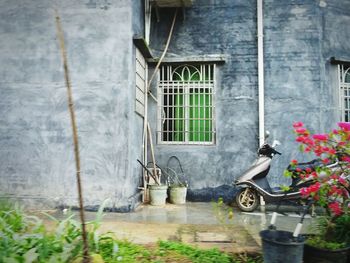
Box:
[157, 240, 232, 263]
[0, 201, 262, 263]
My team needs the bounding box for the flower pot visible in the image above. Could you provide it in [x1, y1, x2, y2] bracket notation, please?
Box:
[169, 186, 187, 204]
[303, 243, 349, 263]
[260, 230, 305, 263]
[149, 185, 168, 206]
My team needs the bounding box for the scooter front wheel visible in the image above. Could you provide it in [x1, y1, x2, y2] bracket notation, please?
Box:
[235, 188, 259, 212]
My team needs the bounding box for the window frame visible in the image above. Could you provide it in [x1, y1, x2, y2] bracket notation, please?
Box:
[338, 64, 350, 122]
[157, 63, 216, 145]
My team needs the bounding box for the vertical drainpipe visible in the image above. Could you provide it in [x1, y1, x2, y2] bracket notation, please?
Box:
[145, 0, 151, 44]
[257, 0, 266, 206]
[257, 0, 265, 146]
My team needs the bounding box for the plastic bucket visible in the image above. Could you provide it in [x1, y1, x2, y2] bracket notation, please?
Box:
[260, 230, 305, 263]
[149, 185, 168, 206]
[169, 186, 187, 204]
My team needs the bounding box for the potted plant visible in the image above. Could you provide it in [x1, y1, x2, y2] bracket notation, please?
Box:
[288, 122, 350, 263]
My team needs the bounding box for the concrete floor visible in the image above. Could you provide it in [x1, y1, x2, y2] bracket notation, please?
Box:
[45, 202, 316, 254]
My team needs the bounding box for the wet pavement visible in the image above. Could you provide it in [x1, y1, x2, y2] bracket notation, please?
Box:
[44, 202, 316, 254]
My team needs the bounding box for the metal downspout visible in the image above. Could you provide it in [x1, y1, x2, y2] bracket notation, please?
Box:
[257, 0, 265, 146]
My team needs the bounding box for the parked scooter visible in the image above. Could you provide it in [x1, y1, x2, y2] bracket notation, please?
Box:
[233, 137, 335, 212]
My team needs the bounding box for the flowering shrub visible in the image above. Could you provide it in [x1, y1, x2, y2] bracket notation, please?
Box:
[289, 122, 350, 248]
[291, 122, 350, 212]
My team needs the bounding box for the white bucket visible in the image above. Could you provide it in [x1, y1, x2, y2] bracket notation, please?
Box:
[149, 185, 168, 205]
[169, 186, 187, 204]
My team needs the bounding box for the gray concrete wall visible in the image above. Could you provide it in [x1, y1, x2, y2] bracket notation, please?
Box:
[1, 0, 350, 209]
[132, 0, 144, 37]
[0, 0, 143, 211]
[264, 0, 350, 185]
[149, 0, 258, 201]
[149, 0, 350, 202]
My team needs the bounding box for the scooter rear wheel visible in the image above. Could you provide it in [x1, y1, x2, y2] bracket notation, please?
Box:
[236, 188, 259, 212]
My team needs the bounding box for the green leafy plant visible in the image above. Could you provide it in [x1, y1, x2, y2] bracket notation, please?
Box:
[212, 197, 234, 224]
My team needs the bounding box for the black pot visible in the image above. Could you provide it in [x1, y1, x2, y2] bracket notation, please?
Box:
[260, 230, 305, 263]
[303, 243, 349, 263]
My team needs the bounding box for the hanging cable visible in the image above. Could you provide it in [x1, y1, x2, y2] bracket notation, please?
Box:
[147, 7, 179, 102]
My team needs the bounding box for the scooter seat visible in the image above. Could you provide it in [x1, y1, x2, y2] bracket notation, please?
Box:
[287, 159, 323, 172]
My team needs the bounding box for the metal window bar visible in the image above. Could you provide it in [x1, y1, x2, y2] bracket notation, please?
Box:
[158, 64, 215, 144]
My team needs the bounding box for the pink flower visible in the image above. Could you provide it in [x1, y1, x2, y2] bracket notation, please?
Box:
[310, 182, 321, 193]
[328, 202, 343, 216]
[312, 134, 329, 141]
[328, 148, 336, 155]
[341, 156, 350, 163]
[293, 122, 304, 128]
[329, 185, 341, 196]
[330, 174, 338, 180]
[295, 128, 307, 134]
[305, 147, 312, 153]
[301, 182, 321, 197]
[291, 159, 298, 165]
[338, 122, 350, 131]
[339, 177, 347, 185]
[304, 138, 314, 145]
[322, 158, 330, 164]
[300, 187, 309, 197]
[296, 136, 305, 143]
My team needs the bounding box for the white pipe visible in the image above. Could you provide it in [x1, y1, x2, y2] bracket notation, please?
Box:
[145, 0, 151, 44]
[257, 0, 265, 146]
[293, 223, 303, 238]
[270, 212, 278, 225]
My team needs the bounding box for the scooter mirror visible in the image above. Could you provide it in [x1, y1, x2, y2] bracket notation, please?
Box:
[265, 130, 270, 139]
[272, 140, 281, 147]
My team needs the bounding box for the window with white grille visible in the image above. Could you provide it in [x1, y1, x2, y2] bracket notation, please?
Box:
[157, 64, 216, 144]
[338, 64, 350, 122]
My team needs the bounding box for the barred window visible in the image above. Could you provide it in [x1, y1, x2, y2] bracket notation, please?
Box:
[339, 64, 350, 122]
[157, 64, 216, 144]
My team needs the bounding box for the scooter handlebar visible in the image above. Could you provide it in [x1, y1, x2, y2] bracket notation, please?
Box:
[274, 149, 282, 155]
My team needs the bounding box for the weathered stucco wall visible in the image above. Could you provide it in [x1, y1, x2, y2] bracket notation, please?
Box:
[0, 0, 143, 211]
[264, 0, 350, 185]
[149, 0, 259, 201]
[1, 0, 350, 209]
[149, 0, 350, 202]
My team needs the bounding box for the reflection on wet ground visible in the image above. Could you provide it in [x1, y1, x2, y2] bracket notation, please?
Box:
[43, 202, 317, 253]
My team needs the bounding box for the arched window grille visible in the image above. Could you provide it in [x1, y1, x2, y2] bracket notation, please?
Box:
[157, 64, 216, 144]
[339, 65, 350, 122]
